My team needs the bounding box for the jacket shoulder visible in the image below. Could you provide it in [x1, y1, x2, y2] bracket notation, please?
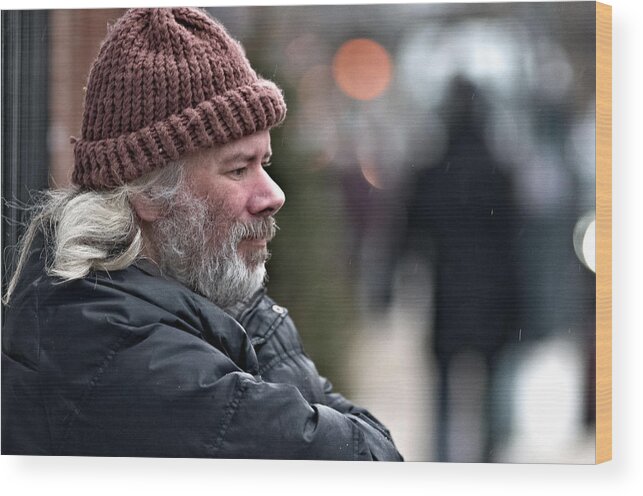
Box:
[2, 261, 258, 456]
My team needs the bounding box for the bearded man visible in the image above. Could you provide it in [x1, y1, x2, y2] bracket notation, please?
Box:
[1, 7, 402, 461]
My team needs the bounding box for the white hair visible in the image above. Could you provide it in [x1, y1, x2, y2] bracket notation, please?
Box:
[149, 186, 275, 310]
[3, 163, 185, 304]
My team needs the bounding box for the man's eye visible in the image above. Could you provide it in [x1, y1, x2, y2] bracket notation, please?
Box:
[229, 167, 247, 178]
[262, 161, 273, 168]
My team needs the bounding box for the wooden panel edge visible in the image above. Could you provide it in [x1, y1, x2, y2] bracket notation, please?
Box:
[595, 0, 612, 465]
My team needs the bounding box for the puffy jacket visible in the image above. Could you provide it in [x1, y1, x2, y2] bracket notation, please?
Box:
[1, 246, 403, 460]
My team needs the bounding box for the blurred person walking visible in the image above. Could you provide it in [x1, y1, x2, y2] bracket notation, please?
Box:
[401, 75, 521, 461]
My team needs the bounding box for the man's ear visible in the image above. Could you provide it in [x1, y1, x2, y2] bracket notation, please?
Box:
[130, 195, 162, 222]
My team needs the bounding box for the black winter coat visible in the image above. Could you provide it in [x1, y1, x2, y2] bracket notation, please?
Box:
[1, 248, 402, 460]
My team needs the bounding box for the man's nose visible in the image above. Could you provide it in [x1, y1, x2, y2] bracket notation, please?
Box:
[249, 169, 286, 217]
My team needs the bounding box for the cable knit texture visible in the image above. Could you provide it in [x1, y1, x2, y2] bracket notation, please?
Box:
[72, 8, 287, 190]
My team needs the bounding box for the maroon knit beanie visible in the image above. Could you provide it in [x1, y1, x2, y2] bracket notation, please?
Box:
[72, 8, 287, 189]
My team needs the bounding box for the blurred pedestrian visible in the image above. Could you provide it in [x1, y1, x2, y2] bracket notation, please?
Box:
[402, 75, 520, 461]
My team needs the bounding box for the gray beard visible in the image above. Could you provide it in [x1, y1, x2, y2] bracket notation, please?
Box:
[149, 188, 276, 312]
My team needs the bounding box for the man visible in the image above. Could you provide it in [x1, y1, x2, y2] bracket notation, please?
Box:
[1, 7, 402, 461]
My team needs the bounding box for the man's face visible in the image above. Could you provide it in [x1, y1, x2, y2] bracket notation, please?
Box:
[149, 130, 285, 310]
[185, 130, 285, 266]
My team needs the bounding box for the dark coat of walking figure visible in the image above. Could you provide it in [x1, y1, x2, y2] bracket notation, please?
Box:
[403, 76, 521, 462]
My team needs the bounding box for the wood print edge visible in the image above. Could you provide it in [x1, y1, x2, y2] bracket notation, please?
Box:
[595, 0, 612, 465]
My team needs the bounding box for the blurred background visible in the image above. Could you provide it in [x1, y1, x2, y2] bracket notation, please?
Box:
[2, 3, 597, 462]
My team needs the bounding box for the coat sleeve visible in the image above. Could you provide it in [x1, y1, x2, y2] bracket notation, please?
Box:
[59, 319, 401, 460]
[319, 375, 398, 450]
[215, 372, 403, 461]
[236, 293, 403, 460]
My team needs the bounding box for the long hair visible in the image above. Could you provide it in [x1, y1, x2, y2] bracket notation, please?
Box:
[3, 163, 184, 304]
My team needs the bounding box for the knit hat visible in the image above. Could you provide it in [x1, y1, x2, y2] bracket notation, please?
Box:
[72, 8, 287, 189]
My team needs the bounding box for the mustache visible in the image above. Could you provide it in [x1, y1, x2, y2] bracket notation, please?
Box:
[231, 216, 278, 242]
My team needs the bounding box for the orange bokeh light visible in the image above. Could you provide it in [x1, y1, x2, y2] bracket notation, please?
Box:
[332, 38, 392, 101]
